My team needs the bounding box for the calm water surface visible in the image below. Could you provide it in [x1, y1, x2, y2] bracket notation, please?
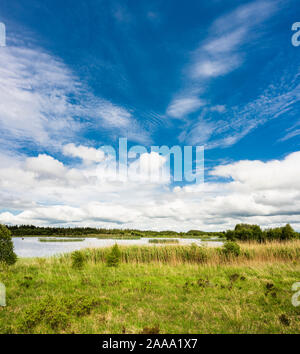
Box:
[13, 237, 223, 258]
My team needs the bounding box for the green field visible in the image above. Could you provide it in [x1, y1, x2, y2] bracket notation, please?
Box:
[0, 241, 300, 334]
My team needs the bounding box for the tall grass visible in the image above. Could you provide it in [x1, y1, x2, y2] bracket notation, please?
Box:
[63, 240, 300, 265]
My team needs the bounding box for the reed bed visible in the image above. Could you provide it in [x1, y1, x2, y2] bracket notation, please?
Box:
[96, 235, 141, 240]
[63, 241, 300, 265]
[148, 239, 179, 244]
[38, 238, 85, 242]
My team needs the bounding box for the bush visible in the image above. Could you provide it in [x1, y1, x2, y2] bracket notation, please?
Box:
[222, 241, 241, 258]
[106, 244, 121, 267]
[225, 230, 236, 241]
[19, 295, 101, 332]
[0, 224, 17, 265]
[71, 251, 85, 269]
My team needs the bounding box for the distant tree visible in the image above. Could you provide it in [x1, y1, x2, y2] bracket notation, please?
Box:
[225, 230, 236, 241]
[235, 228, 253, 241]
[0, 224, 17, 265]
[281, 224, 295, 241]
[251, 225, 263, 242]
[235, 224, 254, 231]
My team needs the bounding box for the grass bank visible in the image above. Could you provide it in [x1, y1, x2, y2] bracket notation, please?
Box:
[0, 242, 299, 334]
[38, 238, 85, 242]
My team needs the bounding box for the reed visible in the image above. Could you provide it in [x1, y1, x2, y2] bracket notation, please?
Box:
[148, 239, 179, 244]
[63, 241, 300, 265]
[96, 235, 141, 240]
[38, 238, 85, 242]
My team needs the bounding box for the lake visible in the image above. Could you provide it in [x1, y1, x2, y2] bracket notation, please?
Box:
[13, 237, 224, 258]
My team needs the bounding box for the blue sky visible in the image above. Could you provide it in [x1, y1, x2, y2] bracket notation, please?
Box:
[0, 0, 300, 230]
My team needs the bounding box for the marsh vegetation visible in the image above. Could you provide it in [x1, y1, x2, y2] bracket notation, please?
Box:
[0, 244, 299, 334]
[1, 224, 300, 334]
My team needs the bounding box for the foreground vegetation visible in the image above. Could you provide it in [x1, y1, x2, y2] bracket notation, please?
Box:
[1, 241, 300, 334]
[61, 240, 300, 265]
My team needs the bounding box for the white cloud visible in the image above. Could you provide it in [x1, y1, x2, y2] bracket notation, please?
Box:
[26, 154, 66, 179]
[190, 1, 278, 80]
[203, 29, 246, 55]
[1, 150, 300, 231]
[183, 65, 300, 149]
[210, 105, 226, 113]
[164, 1, 281, 148]
[192, 56, 242, 78]
[0, 42, 150, 150]
[279, 129, 300, 142]
[179, 119, 214, 145]
[212, 0, 277, 34]
[211, 151, 300, 191]
[128, 151, 169, 183]
[167, 97, 205, 118]
[0, 46, 80, 146]
[63, 144, 105, 163]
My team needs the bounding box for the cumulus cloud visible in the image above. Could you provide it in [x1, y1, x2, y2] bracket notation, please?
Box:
[211, 151, 300, 191]
[1, 150, 300, 231]
[63, 144, 106, 163]
[25, 154, 67, 179]
[128, 151, 169, 183]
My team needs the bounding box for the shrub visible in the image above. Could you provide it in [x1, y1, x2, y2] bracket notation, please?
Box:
[225, 230, 236, 241]
[71, 251, 85, 269]
[106, 244, 121, 267]
[222, 241, 241, 258]
[19, 295, 101, 332]
[0, 224, 17, 265]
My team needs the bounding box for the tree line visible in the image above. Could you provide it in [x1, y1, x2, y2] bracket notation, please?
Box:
[5, 223, 299, 241]
[225, 223, 299, 242]
[6, 225, 223, 237]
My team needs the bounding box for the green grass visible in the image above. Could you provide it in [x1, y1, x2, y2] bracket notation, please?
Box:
[38, 238, 85, 242]
[0, 260, 299, 334]
[0, 242, 300, 334]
